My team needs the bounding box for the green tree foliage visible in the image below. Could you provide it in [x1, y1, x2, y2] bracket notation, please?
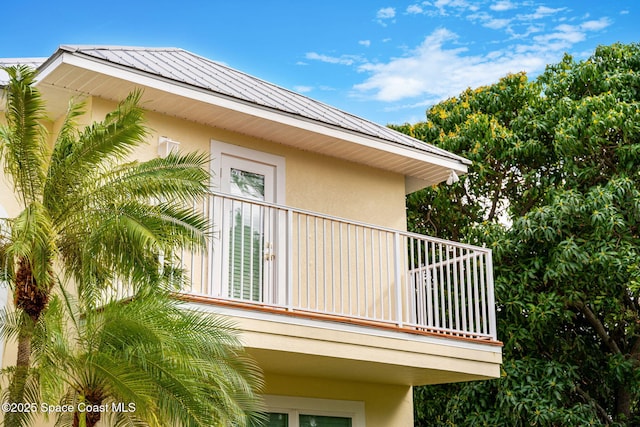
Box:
[392, 43, 640, 426]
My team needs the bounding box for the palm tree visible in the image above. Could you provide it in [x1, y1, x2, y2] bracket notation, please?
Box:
[27, 283, 265, 427]
[0, 65, 262, 426]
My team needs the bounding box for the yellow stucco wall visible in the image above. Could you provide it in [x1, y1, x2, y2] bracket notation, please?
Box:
[264, 373, 414, 427]
[88, 97, 408, 230]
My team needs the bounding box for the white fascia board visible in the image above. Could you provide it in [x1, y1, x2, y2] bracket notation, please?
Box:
[33, 54, 65, 84]
[39, 52, 468, 173]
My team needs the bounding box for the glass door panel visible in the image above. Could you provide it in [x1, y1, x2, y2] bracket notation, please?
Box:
[216, 154, 277, 303]
[228, 168, 265, 301]
[266, 413, 289, 427]
[299, 415, 352, 427]
[266, 413, 351, 427]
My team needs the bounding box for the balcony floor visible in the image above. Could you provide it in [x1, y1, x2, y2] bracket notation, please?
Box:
[181, 294, 503, 386]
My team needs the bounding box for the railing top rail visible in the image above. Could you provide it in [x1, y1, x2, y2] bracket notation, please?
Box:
[207, 191, 492, 254]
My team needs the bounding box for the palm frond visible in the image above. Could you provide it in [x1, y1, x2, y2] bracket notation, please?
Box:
[57, 198, 210, 299]
[43, 92, 148, 223]
[0, 65, 48, 206]
[35, 292, 264, 427]
[110, 150, 211, 203]
[49, 150, 211, 228]
[64, 91, 147, 173]
[43, 99, 85, 208]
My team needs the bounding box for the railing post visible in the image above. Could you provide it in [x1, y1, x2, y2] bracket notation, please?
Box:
[286, 208, 294, 311]
[486, 249, 497, 340]
[393, 231, 404, 328]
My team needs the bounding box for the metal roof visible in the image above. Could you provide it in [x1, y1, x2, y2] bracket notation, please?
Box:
[1, 45, 469, 167]
[0, 58, 47, 84]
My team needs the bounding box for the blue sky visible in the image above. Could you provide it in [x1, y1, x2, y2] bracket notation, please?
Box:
[1, 1, 637, 125]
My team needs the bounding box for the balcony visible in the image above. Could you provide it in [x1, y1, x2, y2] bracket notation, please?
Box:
[179, 193, 498, 344]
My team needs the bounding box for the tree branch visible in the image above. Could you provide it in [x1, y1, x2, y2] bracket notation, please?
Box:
[487, 176, 504, 222]
[576, 384, 612, 425]
[572, 301, 621, 355]
[630, 335, 640, 368]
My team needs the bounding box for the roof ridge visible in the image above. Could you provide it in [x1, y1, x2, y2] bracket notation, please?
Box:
[60, 45, 184, 53]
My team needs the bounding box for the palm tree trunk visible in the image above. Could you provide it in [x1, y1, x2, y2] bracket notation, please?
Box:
[5, 257, 49, 427]
[72, 392, 103, 427]
[73, 410, 102, 427]
[4, 330, 33, 427]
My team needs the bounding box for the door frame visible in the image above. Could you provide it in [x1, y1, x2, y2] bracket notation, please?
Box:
[210, 141, 286, 205]
[209, 141, 286, 301]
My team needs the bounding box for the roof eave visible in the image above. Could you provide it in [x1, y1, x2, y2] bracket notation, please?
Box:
[34, 48, 468, 191]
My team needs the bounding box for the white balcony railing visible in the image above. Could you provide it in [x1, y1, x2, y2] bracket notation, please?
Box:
[181, 193, 497, 341]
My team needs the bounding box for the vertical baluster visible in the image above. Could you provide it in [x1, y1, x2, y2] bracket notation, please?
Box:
[339, 222, 344, 316]
[355, 226, 360, 317]
[438, 243, 446, 330]
[460, 247, 468, 333]
[386, 232, 393, 322]
[479, 254, 487, 335]
[486, 250, 497, 340]
[429, 240, 437, 328]
[452, 246, 461, 334]
[307, 213, 312, 309]
[465, 249, 474, 334]
[330, 220, 336, 315]
[473, 254, 481, 335]
[322, 218, 327, 312]
[286, 208, 293, 311]
[412, 238, 419, 325]
[446, 245, 453, 332]
[394, 232, 403, 328]
[347, 224, 352, 316]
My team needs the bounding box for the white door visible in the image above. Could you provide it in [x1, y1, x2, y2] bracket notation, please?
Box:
[210, 142, 285, 303]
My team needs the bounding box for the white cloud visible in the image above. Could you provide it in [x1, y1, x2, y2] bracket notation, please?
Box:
[305, 52, 359, 66]
[419, 0, 479, 16]
[581, 17, 612, 31]
[490, 1, 516, 12]
[468, 11, 511, 30]
[485, 18, 511, 29]
[294, 85, 313, 93]
[304, 3, 616, 123]
[529, 6, 566, 19]
[526, 18, 611, 52]
[407, 4, 424, 14]
[359, 40, 371, 47]
[352, 27, 563, 103]
[377, 7, 396, 19]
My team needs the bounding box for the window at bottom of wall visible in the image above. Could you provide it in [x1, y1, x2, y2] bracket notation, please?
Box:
[267, 413, 351, 427]
[264, 395, 364, 427]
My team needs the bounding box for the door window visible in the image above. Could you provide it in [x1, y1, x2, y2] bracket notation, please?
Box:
[227, 167, 267, 301]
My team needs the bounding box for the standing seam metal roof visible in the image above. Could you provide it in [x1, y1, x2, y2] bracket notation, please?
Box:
[4, 45, 469, 165]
